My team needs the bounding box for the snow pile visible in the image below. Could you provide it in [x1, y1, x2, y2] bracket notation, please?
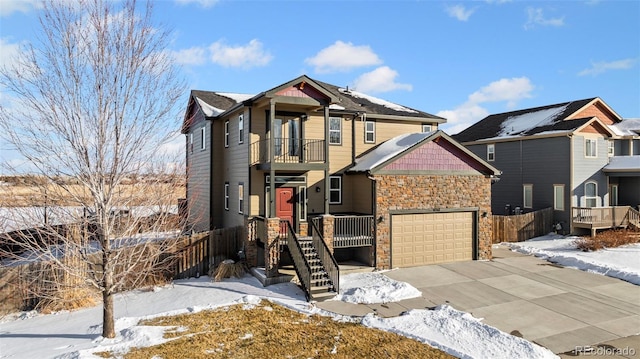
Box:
[331, 272, 422, 304]
[362, 305, 557, 359]
[507, 234, 640, 285]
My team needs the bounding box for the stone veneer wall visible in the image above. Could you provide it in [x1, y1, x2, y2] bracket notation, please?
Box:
[374, 174, 493, 269]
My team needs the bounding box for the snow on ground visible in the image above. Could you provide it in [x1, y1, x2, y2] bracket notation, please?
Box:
[507, 233, 640, 285]
[330, 272, 422, 304]
[0, 272, 557, 359]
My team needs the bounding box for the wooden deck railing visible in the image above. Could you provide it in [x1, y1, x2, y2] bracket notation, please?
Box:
[250, 138, 325, 165]
[572, 206, 638, 236]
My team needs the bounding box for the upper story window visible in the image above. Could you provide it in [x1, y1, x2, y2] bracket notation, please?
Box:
[607, 140, 614, 157]
[224, 120, 229, 148]
[364, 120, 375, 143]
[329, 176, 342, 204]
[200, 126, 206, 150]
[585, 138, 597, 158]
[422, 124, 432, 133]
[238, 114, 244, 144]
[553, 184, 564, 211]
[329, 117, 342, 145]
[487, 144, 495, 162]
[523, 184, 533, 208]
[585, 181, 597, 207]
[238, 183, 244, 214]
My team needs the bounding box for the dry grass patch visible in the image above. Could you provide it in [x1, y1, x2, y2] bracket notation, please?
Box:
[574, 228, 640, 251]
[113, 300, 454, 359]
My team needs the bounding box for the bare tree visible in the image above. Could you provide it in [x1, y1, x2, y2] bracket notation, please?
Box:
[0, 0, 186, 338]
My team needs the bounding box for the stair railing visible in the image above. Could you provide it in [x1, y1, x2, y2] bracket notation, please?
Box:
[281, 220, 312, 300]
[309, 219, 339, 294]
[627, 206, 640, 229]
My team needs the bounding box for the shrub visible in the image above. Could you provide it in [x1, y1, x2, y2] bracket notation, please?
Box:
[574, 228, 640, 251]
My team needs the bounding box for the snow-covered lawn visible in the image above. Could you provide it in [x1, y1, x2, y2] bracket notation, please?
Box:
[507, 233, 640, 285]
[0, 272, 557, 359]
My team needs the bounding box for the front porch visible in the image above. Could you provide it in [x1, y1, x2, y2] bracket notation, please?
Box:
[572, 206, 640, 236]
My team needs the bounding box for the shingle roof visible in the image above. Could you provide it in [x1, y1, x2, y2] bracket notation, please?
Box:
[452, 98, 597, 143]
[189, 76, 444, 121]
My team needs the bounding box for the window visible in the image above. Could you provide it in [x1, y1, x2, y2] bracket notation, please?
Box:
[329, 176, 342, 204]
[422, 124, 432, 133]
[329, 117, 341, 145]
[224, 183, 229, 210]
[610, 184, 618, 206]
[238, 183, 244, 214]
[585, 138, 597, 157]
[364, 120, 375, 143]
[299, 187, 307, 221]
[289, 119, 300, 155]
[585, 182, 597, 207]
[273, 119, 283, 155]
[200, 127, 206, 150]
[523, 184, 533, 208]
[238, 114, 244, 144]
[553, 185, 564, 211]
[608, 140, 615, 157]
[224, 121, 229, 148]
[487, 144, 495, 162]
[189, 133, 193, 154]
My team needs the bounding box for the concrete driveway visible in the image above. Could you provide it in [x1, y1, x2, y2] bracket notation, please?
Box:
[318, 244, 640, 356]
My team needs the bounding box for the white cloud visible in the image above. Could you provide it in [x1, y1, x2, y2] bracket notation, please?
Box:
[305, 41, 383, 73]
[524, 7, 565, 30]
[438, 77, 535, 134]
[0, 0, 40, 17]
[171, 46, 207, 66]
[352, 66, 412, 93]
[0, 38, 23, 67]
[174, 0, 218, 8]
[209, 39, 273, 69]
[578, 58, 637, 77]
[445, 4, 476, 22]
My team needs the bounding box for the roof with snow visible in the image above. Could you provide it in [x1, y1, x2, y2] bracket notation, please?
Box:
[609, 118, 640, 137]
[453, 98, 614, 143]
[348, 130, 500, 175]
[603, 156, 640, 173]
[188, 75, 444, 121]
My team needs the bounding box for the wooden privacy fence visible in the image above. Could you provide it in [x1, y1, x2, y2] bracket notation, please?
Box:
[174, 226, 245, 279]
[492, 207, 553, 243]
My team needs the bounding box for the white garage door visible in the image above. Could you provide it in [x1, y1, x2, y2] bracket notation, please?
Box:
[391, 212, 474, 267]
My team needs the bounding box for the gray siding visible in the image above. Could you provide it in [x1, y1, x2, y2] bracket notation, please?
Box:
[186, 110, 212, 233]
[571, 134, 609, 208]
[467, 137, 572, 226]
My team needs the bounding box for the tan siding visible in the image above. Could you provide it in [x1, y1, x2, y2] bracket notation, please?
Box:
[347, 174, 373, 214]
[306, 170, 325, 216]
[355, 120, 424, 156]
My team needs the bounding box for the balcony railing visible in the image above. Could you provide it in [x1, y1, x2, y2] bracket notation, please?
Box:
[311, 214, 375, 248]
[250, 138, 325, 165]
[572, 206, 639, 236]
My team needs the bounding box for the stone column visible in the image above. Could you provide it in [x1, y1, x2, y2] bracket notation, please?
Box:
[265, 217, 281, 278]
[244, 217, 258, 267]
[321, 214, 334, 254]
[299, 221, 308, 237]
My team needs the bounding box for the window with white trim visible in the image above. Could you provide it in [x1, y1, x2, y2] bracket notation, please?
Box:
[422, 124, 432, 133]
[607, 140, 614, 157]
[329, 176, 342, 204]
[329, 117, 341, 145]
[585, 138, 597, 157]
[200, 127, 206, 150]
[585, 181, 597, 207]
[609, 184, 618, 206]
[299, 186, 307, 221]
[553, 184, 564, 211]
[224, 121, 229, 148]
[523, 184, 533, 208]
[238, 114, 244, 144]
[224, 183, 229, 210]
[364, 120, 375, 143]
[487, 144, 495, 162]
[238, 183, 244, 214]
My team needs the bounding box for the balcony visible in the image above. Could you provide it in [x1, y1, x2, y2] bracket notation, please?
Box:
[572, 206, 640, 236]
[250, 137, 326, 170]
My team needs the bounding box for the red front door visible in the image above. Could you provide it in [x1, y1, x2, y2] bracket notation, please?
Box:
[276, 187, 295, 233]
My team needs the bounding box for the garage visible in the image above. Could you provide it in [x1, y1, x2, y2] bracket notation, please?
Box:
[391, 211, 474, 267]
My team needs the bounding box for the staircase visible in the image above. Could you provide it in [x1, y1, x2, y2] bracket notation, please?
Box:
[298, 238, 336, 301]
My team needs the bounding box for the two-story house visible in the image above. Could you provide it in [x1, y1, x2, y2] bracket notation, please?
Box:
[453, 98, 639, 236]
[181, 75, 499, 296]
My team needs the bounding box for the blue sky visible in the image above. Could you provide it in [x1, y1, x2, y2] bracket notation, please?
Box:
[1, 0, 639, 166]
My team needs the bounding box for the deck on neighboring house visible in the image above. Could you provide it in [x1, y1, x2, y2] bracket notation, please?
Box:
[572, 206, 640, 236]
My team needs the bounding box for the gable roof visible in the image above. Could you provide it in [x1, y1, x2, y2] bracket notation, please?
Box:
[453, 98, 620, 144]
[184, 75, 445, 125]
[348, 130, 500, 176]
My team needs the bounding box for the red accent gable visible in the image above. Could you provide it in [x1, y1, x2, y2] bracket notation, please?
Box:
[275, 83, 328, 101]
[382, 140, 486, 173]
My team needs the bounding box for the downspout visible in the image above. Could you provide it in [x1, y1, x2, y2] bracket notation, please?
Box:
[269, 100, 276, 217]
[368, 171, 377, 268]
[351, 113, 357, 166]
[569, 133, 574, 234]
[324, 106, 330, 214]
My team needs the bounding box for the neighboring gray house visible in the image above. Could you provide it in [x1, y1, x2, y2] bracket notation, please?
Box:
[453, 97, 640, 235]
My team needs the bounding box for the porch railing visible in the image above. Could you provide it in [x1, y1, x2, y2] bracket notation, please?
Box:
[572, 206, 635, 230]
[309, 219, 339, 294]
[333, 215, 375, 248]
[282, 219, 312, 300]
[250, 138, 325, 165]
